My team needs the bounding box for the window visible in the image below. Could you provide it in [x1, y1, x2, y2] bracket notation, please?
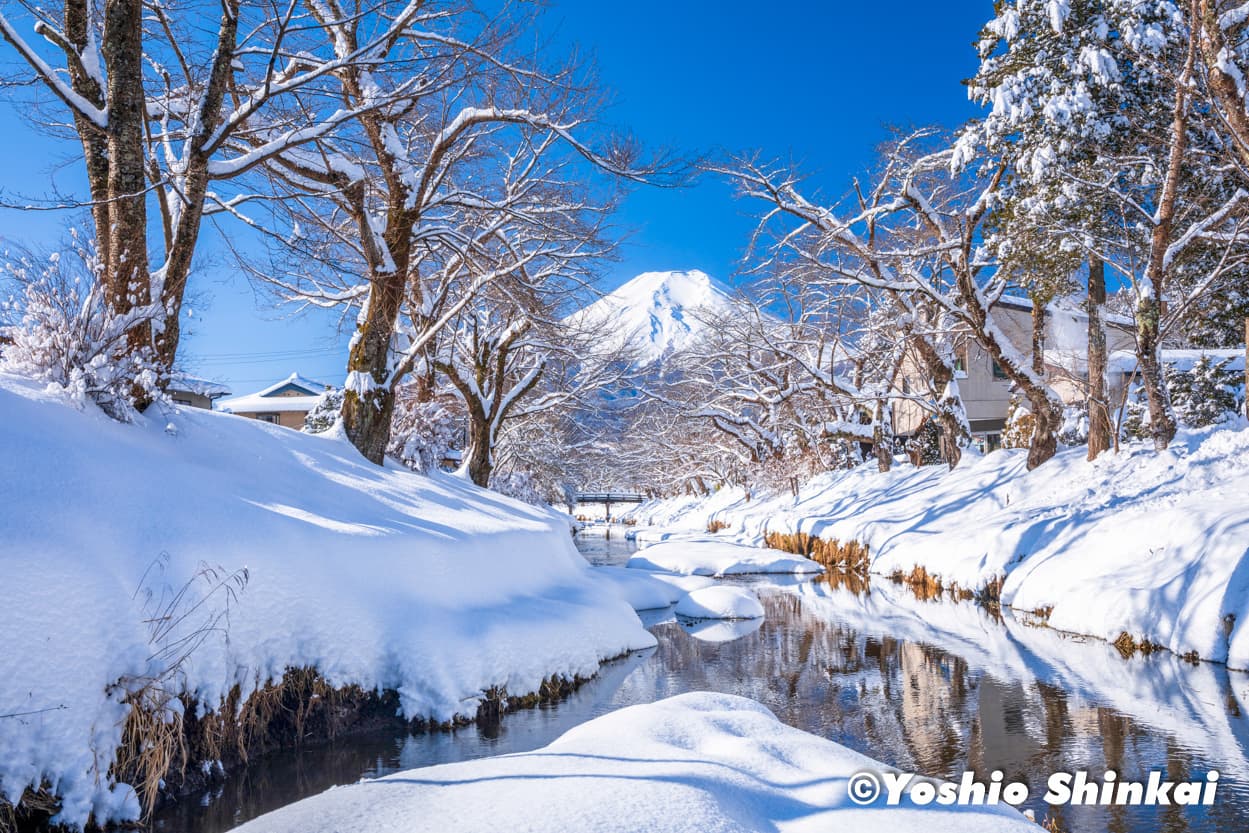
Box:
[901, 378, 911, 394]
[992, 360, 1009, 380]
[173, 398, 192, 406]
[258, 413, 280, 424]
[954, 353, 967, 375]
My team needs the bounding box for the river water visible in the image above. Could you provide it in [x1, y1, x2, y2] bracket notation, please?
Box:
[156, 533, 1249, 833]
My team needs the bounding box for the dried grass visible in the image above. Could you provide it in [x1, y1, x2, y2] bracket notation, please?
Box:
[762, 532, 870, 573]
[0, 785, 59, 833]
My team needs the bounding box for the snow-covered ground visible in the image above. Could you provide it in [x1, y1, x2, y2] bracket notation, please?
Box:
[0, 373, 652, 828]
[623, 424, 1249, 669]
[227, 692, 1038, 833]
[627, 540, 824, 576]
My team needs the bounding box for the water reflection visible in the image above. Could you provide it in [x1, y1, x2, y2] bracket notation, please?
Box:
[680, 615, 764, 643]
[158, 535, 1249, 833]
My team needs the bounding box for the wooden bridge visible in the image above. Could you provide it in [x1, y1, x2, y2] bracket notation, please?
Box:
[574, 492, 646, 521]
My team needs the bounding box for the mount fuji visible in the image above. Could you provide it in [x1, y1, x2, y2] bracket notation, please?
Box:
[571, 269, 736, 366]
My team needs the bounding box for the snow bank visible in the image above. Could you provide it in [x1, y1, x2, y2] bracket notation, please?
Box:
[674, 586, 765, 619]
[627, 540, 824, 576]
[590, 566, 682, 611]
[625, 424, 1249, 668]
[0, 374, 652, 828]
[226, 692, 1037, 833]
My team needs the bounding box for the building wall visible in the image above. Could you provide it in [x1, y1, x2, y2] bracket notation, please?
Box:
[235, 410, 309, 429]
[891, 304, 1135, 442]
[168, 391, 213, 410]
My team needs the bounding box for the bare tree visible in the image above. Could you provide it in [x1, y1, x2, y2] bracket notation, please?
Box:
[248, 0, 677, 462]
[721, 130, 1070, 469]
[0, 0, 431, 399]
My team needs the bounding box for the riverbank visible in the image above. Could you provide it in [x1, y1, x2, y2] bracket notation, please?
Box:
[0, 374, 652, 830]
[148, 535, 1249, 833]
[226, 692, 1040, 833]
[623, 424, 1249, 669]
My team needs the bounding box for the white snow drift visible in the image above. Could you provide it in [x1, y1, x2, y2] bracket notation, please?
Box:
[226, 692, 1038, 833]
[627, 540, 824, 577]
[674, 586, 765, 620]
[0, 373, 652, 828]
[625, 423, 1249, 668]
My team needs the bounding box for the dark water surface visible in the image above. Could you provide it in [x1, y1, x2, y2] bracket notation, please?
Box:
[156, 532, 1249, 833]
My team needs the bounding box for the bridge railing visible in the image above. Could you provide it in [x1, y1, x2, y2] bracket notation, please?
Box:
[575, 493, 646, 503]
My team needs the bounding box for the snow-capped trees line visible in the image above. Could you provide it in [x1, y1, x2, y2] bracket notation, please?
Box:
[624, 0, 1249, 494]
[0, 0, 679, 465]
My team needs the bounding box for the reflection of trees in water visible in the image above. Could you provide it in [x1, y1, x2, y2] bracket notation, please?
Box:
[647, 590, 1243, 833]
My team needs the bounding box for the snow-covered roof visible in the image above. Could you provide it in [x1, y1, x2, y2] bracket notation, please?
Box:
[168, 372, 231, 399]
[996, 293, 1135, 328]
[1108, 348, 1245, 375]
[216, 371, 332, 414]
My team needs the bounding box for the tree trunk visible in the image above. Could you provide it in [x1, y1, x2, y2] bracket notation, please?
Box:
[1133, 5, 1196, 452]
[911, 336, 965, 469]
[341, 279, 405, 464]
[1135, 294, 1176, 450]
[1197, 0, 1249, 171]
[102, 0, 151, 363]
[152, 0, 240, 373]
[462, 410, 493, 487]
[1031, 298, 1047, 376]
[872, 400, 893, 473]
[1087, 257, 1112, 460]
[62, 0, 111, 269]
[1024, 388, 1060, 470]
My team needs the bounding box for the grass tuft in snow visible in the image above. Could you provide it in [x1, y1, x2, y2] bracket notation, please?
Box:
[762, 531, 870, 572]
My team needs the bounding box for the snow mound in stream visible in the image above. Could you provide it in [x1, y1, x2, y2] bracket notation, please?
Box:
[628, 540, 823, 576]
[226, 692, 1038, 833]
[675, 586, 765, 620]
[0, 373, 652, 828]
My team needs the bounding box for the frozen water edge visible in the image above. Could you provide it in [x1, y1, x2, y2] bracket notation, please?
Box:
[226, 692, 1038, 833]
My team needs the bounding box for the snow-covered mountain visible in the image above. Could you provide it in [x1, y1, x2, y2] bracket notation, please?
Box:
[571, 269, 736, 365]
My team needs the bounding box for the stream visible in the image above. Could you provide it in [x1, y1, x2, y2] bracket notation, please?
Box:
[155, 532, 1249, 833]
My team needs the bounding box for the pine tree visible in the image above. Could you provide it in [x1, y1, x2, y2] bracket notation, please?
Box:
[303, 389, 345, 434]
[1167, 356, 1241, 428]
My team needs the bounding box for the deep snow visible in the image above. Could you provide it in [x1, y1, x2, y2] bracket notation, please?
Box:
[624, 424, 1249, 668]
[627, 540, 824, 576]
[0, 373, 652, 828]
[674, 586, 765, 620]
[226, 692, 1039, 833]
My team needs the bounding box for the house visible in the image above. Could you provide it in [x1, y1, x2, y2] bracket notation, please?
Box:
[216, 372, 333, 429]
[892, 296, 1136, 450]
[167, 373, 232, 410]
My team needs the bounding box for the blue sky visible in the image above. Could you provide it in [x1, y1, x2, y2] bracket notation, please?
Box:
[0, 1, 987, 395]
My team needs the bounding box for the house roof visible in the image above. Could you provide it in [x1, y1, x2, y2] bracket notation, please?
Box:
[168, 373, 232, 399]
[216, 372, 333, 414]
[1108, 348, 1246, 375]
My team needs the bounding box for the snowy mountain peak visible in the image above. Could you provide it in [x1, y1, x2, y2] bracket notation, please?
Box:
[574, 269, 735, 365]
